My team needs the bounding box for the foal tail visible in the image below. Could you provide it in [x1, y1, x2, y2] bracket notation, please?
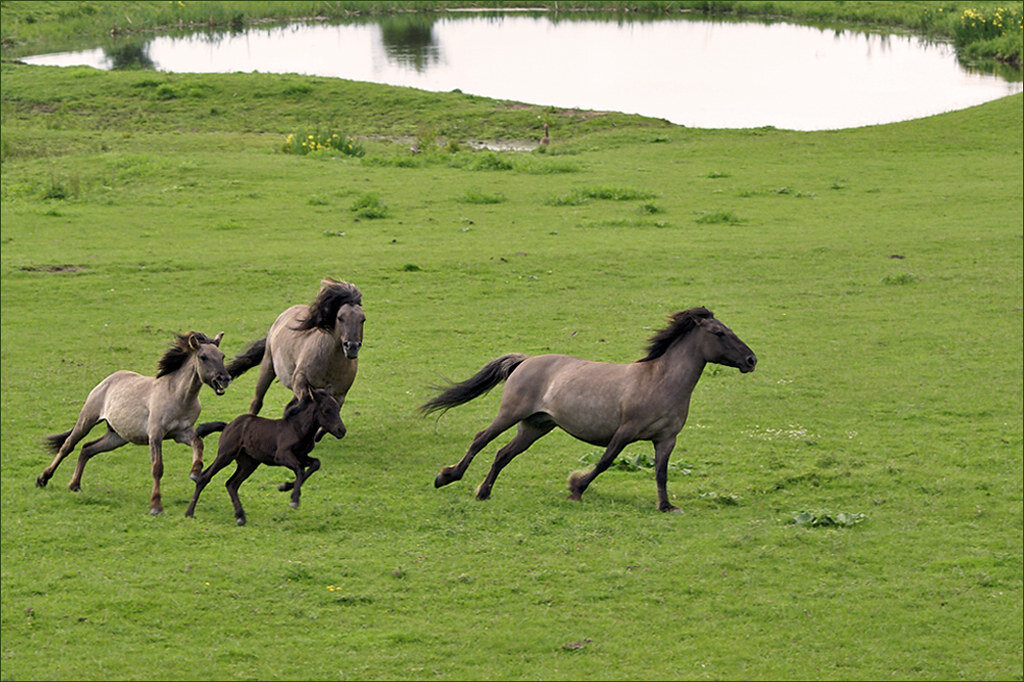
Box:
[196, 422, 228, 439]
[420, 353, 528, 415]
[226, 337, 267, 378]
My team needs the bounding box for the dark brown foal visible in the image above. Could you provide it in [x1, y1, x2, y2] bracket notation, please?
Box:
[185, 388, 344, 525]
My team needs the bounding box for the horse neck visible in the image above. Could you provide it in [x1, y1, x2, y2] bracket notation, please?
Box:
[648, 333, 708, 397]
[287, 403, 322, 440]
[160, 355, 204, 400]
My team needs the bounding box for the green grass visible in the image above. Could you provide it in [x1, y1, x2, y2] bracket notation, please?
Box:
[1, 8, 1023, 681]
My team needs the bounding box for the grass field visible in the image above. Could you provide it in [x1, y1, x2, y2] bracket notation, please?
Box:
[1, 3, 1023, 680]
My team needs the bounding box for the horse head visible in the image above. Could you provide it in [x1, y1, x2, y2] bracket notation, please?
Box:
[310, 387, 346, 439]
[189, 331, 232, 394]
[695, 316, 757, 373]
[335, 302, 365, 360]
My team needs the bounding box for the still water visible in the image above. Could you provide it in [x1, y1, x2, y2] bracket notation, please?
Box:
[21, 12, 1023, 130]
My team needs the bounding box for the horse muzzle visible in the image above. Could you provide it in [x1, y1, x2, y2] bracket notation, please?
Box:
[342, 342, 361, 359]
[738, 354, 757, 373]
[211, 376, 232, 395]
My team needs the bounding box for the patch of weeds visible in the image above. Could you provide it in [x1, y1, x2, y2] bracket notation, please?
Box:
[462, 151, 515, 171]
[789, 510, 866, 528]
[546, 185, 656, 206]
[882, 273, 919, 285]
[350, 193, 387, 219]
[706, 170, 730, 178]
[578, 451, 691, 474]
[323, 230, 346, 238]
[638, 203, 663, 215]
[154, 84, 180, 100]
[401, 264, 421, 272]
[772, 187, 793, 195]
[308, 194, 330, 206]
[362, 155, 426, 168]
[457, 189, 507, 205]
[694, 210, 740, 224]
[697, 491, 741, 506]
[283, 131, 364, 157]
[515, 157, 581, 174]
[830, 179, 847, 190]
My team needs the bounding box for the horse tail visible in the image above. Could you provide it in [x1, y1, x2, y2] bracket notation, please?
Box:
[420, 353, 528, 415]
[43, 430, 72, 453]
[226, 337, 267, 378]
[196, 421, 228, 438]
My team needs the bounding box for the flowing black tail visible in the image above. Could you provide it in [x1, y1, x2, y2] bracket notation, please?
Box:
[43, 430, 72, 454]
[196, 421, 228, 438]
[226, 337, 267, 378]
[420, 354, 528, 415]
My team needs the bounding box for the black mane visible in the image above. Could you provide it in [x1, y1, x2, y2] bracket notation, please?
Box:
[156, 332, 214, 377]
[293, 278, 363, 332]
[636, 307, 714, 363]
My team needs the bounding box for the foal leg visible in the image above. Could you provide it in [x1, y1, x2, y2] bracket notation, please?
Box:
[279, 457, 319, 492]
[567, 428, 636, 502]
[475, 418, 555, 500]
[225, 455, 260, 526]
[185, 446, 238, 518]
[67, 427, 128, 492]
[652, 436, 682, 513]
[435, 413, 520, 488]
[273, 450, 306, 509]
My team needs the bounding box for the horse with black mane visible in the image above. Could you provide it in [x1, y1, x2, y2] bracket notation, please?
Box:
[227, 278, 363, 443]
[36, 331, 231, 514]
[422, 307, 756, 512]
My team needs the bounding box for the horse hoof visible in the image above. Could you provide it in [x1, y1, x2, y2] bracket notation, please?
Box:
[68, 484, 81, 493]
[567, 493, 582, 502]
[236, 517, 246, 526]
[150, 507, 163, 516]
[35, 476, 48, 488]
[189, 472, 201, 482]
[660, 505, 683, 514]
[289, 501, 300, 509]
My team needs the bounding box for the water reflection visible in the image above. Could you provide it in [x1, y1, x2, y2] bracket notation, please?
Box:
[379, 14, 440, 72]
[21, 12, 1023, 130]
[103, 42, 155, 70]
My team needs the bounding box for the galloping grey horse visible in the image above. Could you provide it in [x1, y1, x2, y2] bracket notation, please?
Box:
[226, 277, 363, 491]
[37, 331, 231, 514]
[422, 307, 756, 512]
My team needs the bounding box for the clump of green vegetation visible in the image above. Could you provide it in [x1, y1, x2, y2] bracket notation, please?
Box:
[954, 6, 1023, 63]
[882, 272, 919, 285]
[695, 210, 741, 224]
[350, 192, 387, 218]
[545, 185, 656, 206]
[457, 188, 507, 204]
[283, 131, 364, 157]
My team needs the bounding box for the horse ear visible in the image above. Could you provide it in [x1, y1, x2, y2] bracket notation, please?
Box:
[188, 333, 200, 350]
[212, 332, 224, 346]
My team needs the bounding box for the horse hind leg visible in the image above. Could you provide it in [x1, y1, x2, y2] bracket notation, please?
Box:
[435, 413, 521, 488]
[279, 457, 319, 492]
[67, 427, 128, 492]
[224, 455, 260, 526]
[36, 411, 103, 488]
[475, 416, 555, 501]
[567, 428, 635, 502]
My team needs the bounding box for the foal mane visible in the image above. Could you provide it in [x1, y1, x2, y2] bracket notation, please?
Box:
[293, 278, 363, 332]
[636, 306, 715, 363]
[156, 332, 215, 377]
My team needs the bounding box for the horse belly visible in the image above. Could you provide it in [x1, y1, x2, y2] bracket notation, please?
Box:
[99, 373, 153, 444]
[537, 364, 624, 446]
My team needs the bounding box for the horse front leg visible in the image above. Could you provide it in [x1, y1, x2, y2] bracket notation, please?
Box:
[147, 438, 165, 515]
[176, 429, 204, 482]
[567, 429, 635, 502]
[275, 450, 306, 509]
[279, 457, 319, 492]
[249, 355, 276, 415]
[652, 436, 682, 513]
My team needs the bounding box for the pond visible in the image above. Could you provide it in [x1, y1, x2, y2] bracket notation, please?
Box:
[20, 12, 1023, 131]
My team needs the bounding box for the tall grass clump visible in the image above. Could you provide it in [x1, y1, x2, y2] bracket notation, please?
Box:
[545, 185, 656, 206]
[954, 6, 1024, 62]
[283, 131, 364, 157]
